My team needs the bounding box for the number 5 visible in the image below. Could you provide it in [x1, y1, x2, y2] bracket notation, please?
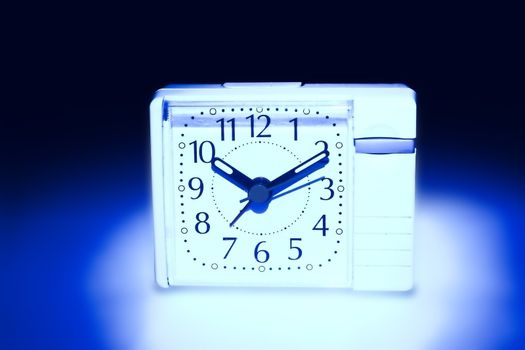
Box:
[288, 238, 303, 260]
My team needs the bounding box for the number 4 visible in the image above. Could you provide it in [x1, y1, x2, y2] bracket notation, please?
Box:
[313, 215, 329, 236]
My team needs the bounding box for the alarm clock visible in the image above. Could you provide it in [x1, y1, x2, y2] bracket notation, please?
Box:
[150, 82, 416, 290]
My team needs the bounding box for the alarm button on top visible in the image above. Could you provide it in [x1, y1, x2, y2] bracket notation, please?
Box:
[223, 82, 302, 88]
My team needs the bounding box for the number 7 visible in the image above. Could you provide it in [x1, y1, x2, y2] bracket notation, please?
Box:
[223, 237, 237, 259]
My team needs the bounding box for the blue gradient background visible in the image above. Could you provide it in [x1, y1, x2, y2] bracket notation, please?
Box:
[3, 4, 524, 350]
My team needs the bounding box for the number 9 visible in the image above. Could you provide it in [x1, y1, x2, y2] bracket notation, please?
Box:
[188, 177, 204, 199]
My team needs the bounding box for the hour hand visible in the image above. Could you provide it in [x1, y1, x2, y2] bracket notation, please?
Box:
[211, 157, 254, 192]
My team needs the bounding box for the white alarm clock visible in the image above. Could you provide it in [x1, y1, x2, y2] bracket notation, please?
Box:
[150, 83, 416, 290]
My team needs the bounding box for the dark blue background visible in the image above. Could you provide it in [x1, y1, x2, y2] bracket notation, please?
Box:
[3, 3, 524, 349]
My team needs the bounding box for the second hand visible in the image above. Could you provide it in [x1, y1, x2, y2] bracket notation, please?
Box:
[239, 176, 326, 203]
[230, 201, 252, 227]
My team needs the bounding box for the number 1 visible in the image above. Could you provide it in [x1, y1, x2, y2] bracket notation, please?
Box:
[289, 118, 298, 140]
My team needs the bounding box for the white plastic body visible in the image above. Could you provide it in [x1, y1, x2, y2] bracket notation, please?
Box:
[150, 83, 416, 291]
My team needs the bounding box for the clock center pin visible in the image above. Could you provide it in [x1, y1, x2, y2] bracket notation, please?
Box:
[248, 177, 272, 213]
[248, 177, 271, 203]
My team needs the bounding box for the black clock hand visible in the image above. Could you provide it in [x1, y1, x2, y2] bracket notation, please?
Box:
[230, 201, 251, 227]
[267, 149, 329, 196]
[211, 157, 254, 192]
[239, 176, 326, 203]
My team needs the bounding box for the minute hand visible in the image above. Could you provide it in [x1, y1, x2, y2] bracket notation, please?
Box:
[267, 149, 329, 195]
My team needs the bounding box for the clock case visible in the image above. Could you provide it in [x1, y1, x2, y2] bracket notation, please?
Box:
[150, 83, 416, 291]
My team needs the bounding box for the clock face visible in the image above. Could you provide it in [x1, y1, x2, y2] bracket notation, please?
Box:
[163, 102, 354, 286]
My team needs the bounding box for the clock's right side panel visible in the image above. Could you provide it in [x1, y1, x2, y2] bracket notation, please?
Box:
[351, 91, 416, 291]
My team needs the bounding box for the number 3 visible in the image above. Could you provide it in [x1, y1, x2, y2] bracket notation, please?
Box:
[320, 177, 334, 200]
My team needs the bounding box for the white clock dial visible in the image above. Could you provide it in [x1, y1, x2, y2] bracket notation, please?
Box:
[162, 103, 353, 286]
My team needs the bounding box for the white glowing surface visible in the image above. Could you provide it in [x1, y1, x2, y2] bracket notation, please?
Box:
[88, 194, 512, 349]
